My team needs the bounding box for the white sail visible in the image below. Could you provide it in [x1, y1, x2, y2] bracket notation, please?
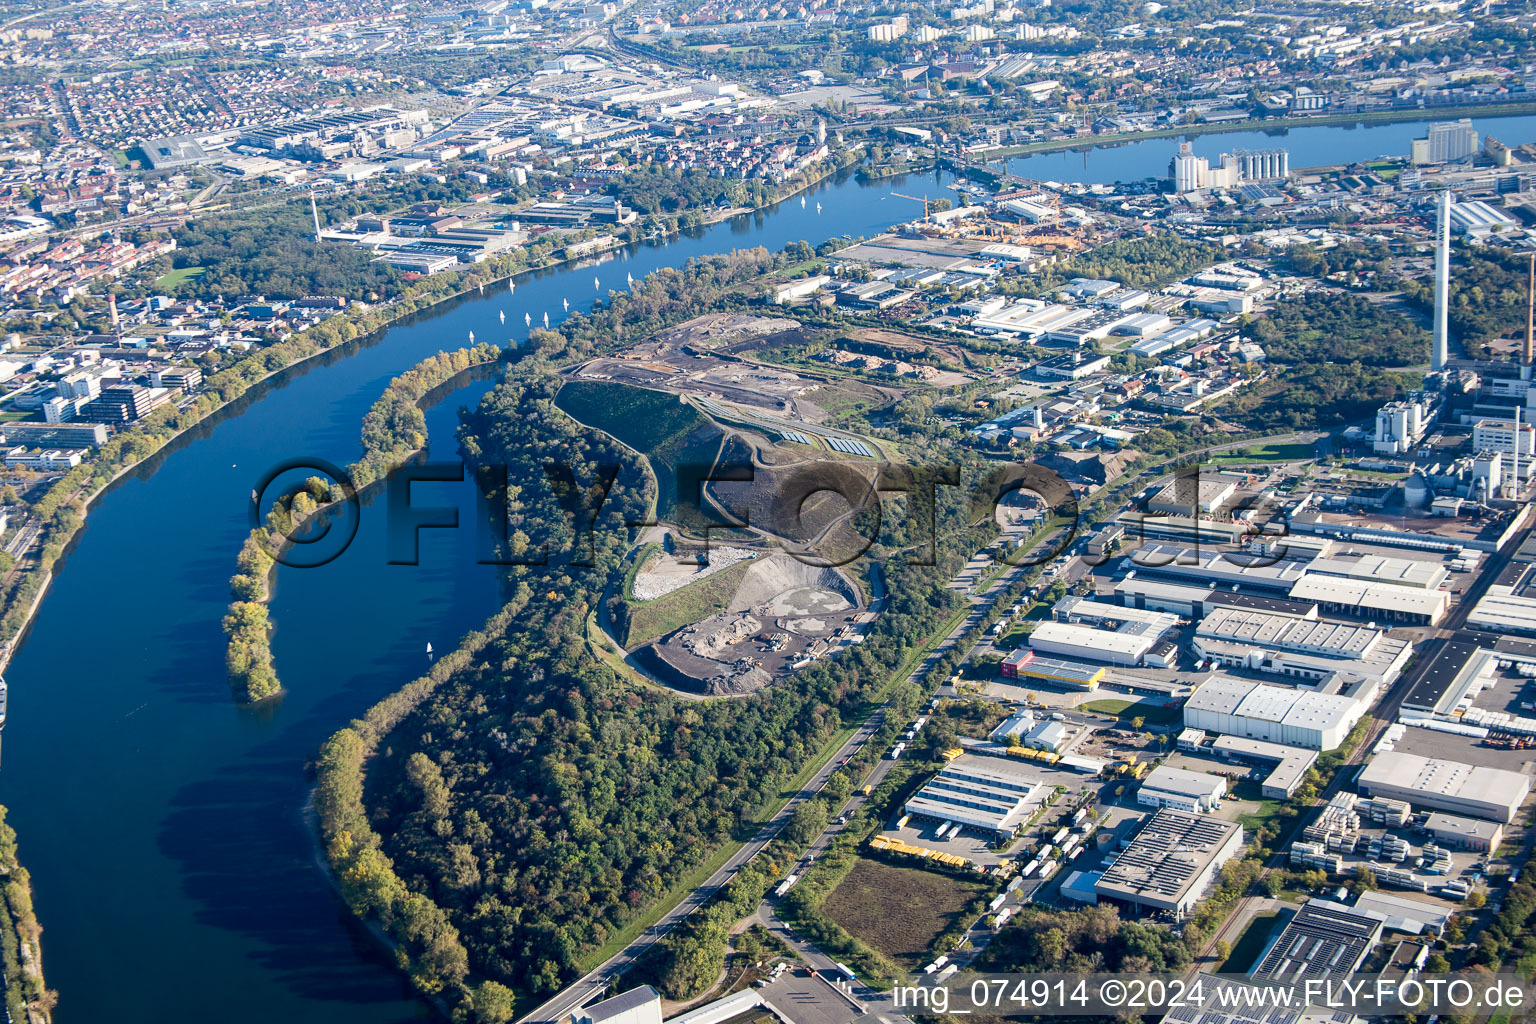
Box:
[800, 195, 805, 208]
[468, 330, 475, 343]
[594, 276, 600, 290]
[816, 202, 822, 214]
[543, 312, 549, 327]
[499, 310, 505, 324]
[525, 312, 532, 326]
[563, 298, 569, 312]
[478, 282, 483, 294]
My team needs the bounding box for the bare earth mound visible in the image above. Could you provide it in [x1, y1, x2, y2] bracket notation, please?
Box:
[637, 553, 867, 696]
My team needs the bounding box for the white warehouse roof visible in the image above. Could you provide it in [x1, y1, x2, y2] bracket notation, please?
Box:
[1358, 751, 1530, 823]
[1030, 621, 1155, 659]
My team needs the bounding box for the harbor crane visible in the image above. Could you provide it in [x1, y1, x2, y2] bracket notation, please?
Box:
[891, 192, 937, 224]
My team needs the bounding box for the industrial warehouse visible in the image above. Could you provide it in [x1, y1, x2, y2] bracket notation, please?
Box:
[1182, 675, 1367, 750]
[1093, 809, 1246, 919]
[1357, 750, 1531, 823]
[901, 754, 1043, 838]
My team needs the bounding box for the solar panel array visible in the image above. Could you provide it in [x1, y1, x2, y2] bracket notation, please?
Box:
[827, 437, 875, 458]
[779, 430, 813, 446]
[1252, 901, 1381, 983]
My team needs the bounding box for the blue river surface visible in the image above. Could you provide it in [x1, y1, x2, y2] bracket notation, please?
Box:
[6, 113, 1536, 1024]
[1004, 110, 1536, 184]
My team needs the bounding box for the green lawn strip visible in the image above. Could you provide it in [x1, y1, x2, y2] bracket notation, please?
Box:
[154, 265, 206, 289]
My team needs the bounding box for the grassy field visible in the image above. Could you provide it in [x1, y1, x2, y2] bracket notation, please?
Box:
[555, 380, 736, 521]
[154, 265, 206, 290]
[822, 856, 985, 969]
[1206, 442, 1317, 463]
[1220, 909, 1284, 973]
[620, 556, 754, 647]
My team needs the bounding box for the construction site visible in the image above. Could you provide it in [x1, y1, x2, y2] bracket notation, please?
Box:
[628, 553, 872, 696]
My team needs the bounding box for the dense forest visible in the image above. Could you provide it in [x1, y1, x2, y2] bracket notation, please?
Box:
[332, 367, 989, 1006]
[1245, 290, 1430, 367]
[309, 242, 1005, 1017]
[1220, 361, 1415, 431]
[1026, 233, 1226, 292]
[1403, 244, 1533, 358]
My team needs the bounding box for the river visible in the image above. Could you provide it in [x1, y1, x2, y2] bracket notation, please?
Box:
[1003, 111, 1536, 184]
[7, 113, 1536, 1023]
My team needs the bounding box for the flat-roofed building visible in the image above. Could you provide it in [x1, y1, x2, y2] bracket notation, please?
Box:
[1252, 900, 1382, 983]
[1468, 586, 1536, 637]
[903, 754, 1043, 837]
[1423, 811, 1504, 852]
[1184, 675, 1366, 750]
[1210, 735, 1319, 798]
[1146, 475, 1240, 517]
[1094, 809, 1245, 919]
[1288, 574, 1448, 626]
[1029, 621, 1155, 666]
[1133, 545, 1310, 593]
[998, 649, 1105, 690]
[1307, 555, 1449, 591]
[574, 986, 662, 1024]
[1193, 606, 1411, 692]
[1137, 765, 1226, 812]
[1358, 751, 1529, 823]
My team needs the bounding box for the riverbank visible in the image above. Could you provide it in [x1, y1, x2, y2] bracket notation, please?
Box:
[0, 808, 53, 1024]
[974, 100, 1536, 164]
[0, 150, 877, 682]
[225, 344, 504, 703]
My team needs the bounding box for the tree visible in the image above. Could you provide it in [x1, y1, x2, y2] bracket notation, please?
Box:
[469, 981, 515, 1023]
[1215, 939, 1232, 962]
[1131, 716, 1145, 730]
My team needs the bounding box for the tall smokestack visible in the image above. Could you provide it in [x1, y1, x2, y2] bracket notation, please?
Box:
[1433, 190, 1452, 373]
[1523, 252, 1534, 381]
[310, 191, 322, 243]
[1514, 405, 1522, 500]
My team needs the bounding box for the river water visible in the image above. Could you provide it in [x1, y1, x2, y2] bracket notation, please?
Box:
[1003, 111, 1536, 184]
[7, 114, 1536, 1024]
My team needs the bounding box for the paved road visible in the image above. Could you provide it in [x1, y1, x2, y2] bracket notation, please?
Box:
[519, 710, 890, 1024]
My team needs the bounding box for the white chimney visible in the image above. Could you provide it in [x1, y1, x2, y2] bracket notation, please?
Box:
[1433, 191, 1452, 372]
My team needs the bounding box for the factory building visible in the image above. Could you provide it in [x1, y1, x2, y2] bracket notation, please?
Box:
[1133, 545, 1310, 593]
[902, 755, 1043, 837]
[1306, 555, 1448, 591]
[1110, 577, 1319, 620]
[1029, 621, 1157, 666]
[1423, 812, 1504, 853]
[998, 649, 1105, 690]
[1467, 585, 1536, 636]
[1136, 765, 1226, 813]
[1251, 900, 1382, 982]
[1358, 751, 1530, 823]
[1287, 575, 1448, 626]
[574, 987, 662, 1024]
[1210, 735, 1319, 798]
[1192, 606, 1410, 693]
[1094, 809, 1245, 919]
[1183, 675, 1366, 750]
